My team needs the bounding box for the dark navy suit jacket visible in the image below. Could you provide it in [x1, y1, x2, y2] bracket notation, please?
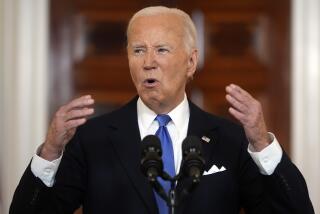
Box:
[10, 97, 314, 214]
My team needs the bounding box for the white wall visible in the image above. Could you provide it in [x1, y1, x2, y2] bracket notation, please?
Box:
[0, 0, 49, 213]
[292, 0, 320, 213]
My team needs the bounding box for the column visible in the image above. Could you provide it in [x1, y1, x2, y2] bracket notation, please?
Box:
[0, 0, 49, 213]
[292, 0, 320, 212]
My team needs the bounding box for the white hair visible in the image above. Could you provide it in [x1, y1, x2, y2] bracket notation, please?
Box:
[126, 6, 198, 53]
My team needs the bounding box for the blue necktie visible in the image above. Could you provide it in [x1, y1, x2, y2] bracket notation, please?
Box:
[154, 114, 175, 214]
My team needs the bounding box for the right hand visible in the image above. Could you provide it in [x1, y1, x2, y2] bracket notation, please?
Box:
[40, 95, 95, 161]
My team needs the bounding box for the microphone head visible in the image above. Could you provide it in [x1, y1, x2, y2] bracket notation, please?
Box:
[181, 136, 205, 182]
[141, 135, 162, 156]
[140, 135, 163, 181]
[182, 136, 202, 157]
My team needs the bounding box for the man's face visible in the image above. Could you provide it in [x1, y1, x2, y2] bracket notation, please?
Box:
[127, 14, 197, 113]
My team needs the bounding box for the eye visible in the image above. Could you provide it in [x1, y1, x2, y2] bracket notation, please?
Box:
[157, 47, 169, 54]
[133, 48, 145, 55]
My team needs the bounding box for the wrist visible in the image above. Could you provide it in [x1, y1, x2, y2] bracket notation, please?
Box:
[250, 132, 272, 152]
[39, 142, 63, 161]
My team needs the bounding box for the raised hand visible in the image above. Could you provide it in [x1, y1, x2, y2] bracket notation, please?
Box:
[225, 84, 270, 151]
[40, 95, 95, 160]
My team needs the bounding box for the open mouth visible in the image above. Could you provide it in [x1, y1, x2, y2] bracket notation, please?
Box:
[146, 79, 156, 84]
[144, 78, 158, 87]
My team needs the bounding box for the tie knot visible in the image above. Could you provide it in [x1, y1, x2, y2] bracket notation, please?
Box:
[155, 114, 171, 127]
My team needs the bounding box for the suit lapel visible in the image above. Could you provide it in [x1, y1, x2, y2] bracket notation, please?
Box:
[106, 97, 158, 214]
[187, 101, 220, 169]
[176, 101, 222, 213]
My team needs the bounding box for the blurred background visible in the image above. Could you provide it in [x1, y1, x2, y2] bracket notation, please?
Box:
[0, 0, 319, 213]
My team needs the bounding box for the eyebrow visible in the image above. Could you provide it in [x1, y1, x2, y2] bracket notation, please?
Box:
[130, 43, 145, 48]
[155, 44, 171, 48]
[129, 43, 173, 49]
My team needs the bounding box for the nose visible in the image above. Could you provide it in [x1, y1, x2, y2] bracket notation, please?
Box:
[143, 50, 157, 70]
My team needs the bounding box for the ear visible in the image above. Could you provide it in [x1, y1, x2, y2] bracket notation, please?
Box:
[186, 49, 198, 79]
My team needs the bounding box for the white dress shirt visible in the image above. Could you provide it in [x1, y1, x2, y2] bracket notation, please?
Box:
[31, 96, 282, 187]
[137, 95, 189, 174]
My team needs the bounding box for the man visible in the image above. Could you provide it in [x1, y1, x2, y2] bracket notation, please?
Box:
[10, 6, 314, 214]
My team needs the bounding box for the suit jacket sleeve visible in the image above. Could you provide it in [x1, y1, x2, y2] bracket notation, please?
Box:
[260, 153, 314, 213]
[236, 127, 314, 214]
[10, 130, 86, 214]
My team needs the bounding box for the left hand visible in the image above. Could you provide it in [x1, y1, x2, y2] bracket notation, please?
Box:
[225, 84, 270, 151]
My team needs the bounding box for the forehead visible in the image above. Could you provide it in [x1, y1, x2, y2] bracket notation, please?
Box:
[127, 14, 184, 43]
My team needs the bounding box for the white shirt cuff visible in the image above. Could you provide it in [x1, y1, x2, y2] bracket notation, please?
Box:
[247, 133, 283, 175]
[30, 145, 63, 187]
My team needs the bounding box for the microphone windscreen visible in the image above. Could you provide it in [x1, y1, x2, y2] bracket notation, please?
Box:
[182, 136, 202, 156]
[141, 135, 162, 155]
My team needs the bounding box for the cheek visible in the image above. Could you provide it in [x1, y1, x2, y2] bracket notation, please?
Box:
[166, 61, 189, 83]
[129, 70, 140, 87]
[128, 59, 140, 81]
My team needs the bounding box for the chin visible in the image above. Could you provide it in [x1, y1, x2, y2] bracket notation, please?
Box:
[140, 91, 164, 106]
[141, 93, 161, 103]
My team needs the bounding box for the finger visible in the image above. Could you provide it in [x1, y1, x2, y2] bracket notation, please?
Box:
[65, 118, 87, 129]
[228, 107, 246, 123]
[230, 84, 253, 99]
[65, 108, 94, 121]
[64, 95, 94, 112]
[225, 94, 247, 113]
[226, 84, 252, 104]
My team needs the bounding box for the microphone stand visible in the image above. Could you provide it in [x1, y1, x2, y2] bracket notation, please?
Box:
[152, 172, 191, 214]
[168, 180, 177, 214]
[149, 172, 178, 214]
[162, 172, 202, 214]
[146, 168, 204, 214]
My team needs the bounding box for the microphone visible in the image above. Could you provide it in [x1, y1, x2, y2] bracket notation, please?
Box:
[140, 135, 169, 202]
[181, 136, 205, 183]
[140, 135, 163, 182]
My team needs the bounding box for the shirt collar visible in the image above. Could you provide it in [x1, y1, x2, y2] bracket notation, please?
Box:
[137, 94, 189, 130]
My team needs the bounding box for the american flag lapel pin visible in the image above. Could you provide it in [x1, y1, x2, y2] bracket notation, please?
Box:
[201, 136, 211, 143]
